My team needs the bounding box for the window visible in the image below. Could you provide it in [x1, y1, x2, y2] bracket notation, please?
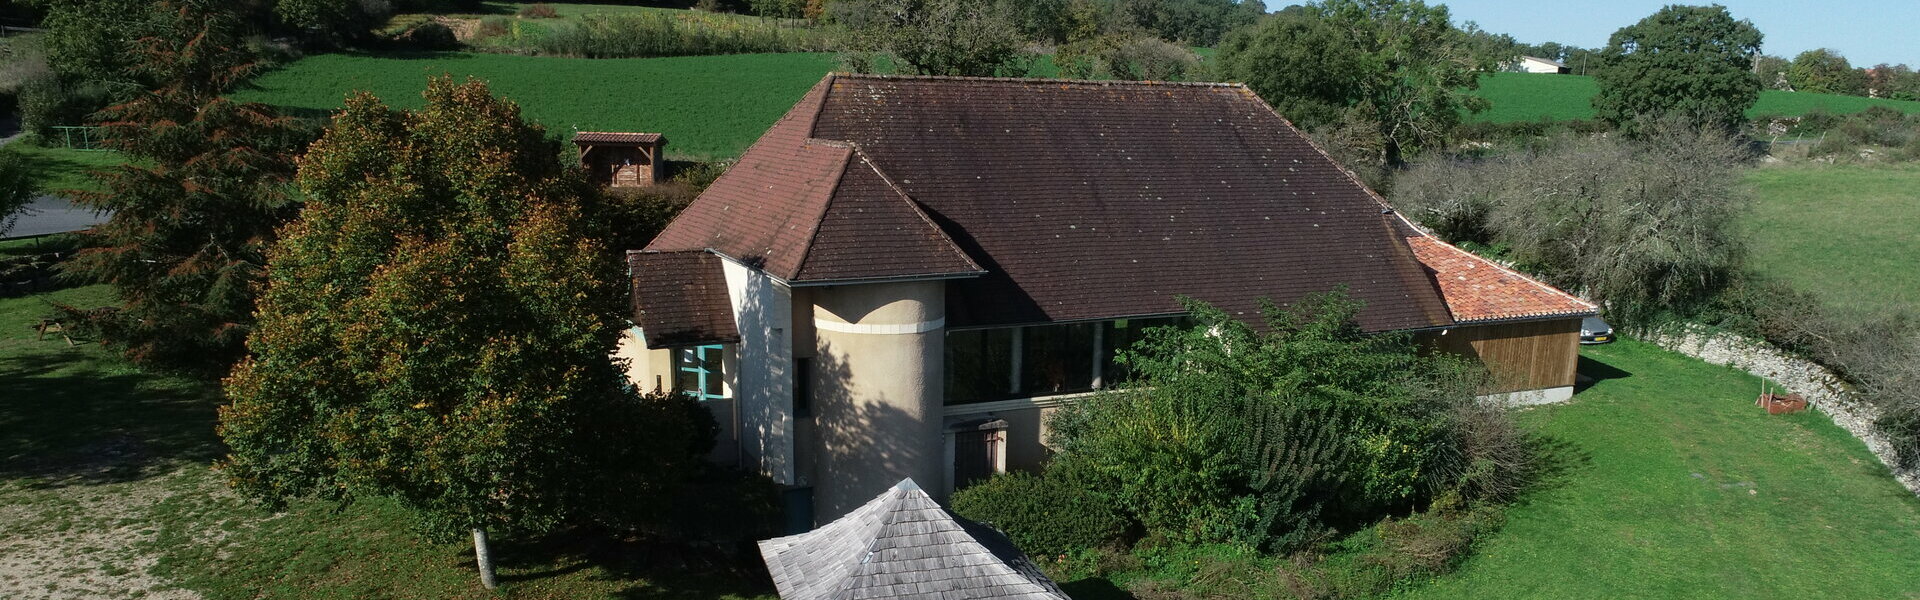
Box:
[674, 344, 727, 401]
[945, 328, 1016, 404]
[794, 356, 813, 417]
[1021, 322, 1095, 395]
[944, 316, 1194, 405]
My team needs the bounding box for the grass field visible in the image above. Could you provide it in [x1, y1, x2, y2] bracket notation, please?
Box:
[0, 284, 776, 599]
[5, 142, 119, 194]
[1743, 164, 1920, 319]
[232, 52, 840, 160]
[1393, 339, 1920, 598]
[1471, 73, 1920, 123]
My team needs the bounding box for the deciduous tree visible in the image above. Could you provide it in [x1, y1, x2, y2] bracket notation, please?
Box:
[1787, 48, 1867, 96]
[219, 76, 712, 589]
[1590, 5, 1762, 132]
[1217, 0, 1490, 166]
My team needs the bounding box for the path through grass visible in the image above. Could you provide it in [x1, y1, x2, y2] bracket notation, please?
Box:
[1396, 340, 1920, 598]
[1743, 163, 1920, 319]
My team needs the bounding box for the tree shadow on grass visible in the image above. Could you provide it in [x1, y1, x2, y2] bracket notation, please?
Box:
[1511, 434, 1593, 508]
[0, 350, 224, 487]
[1060, 577, 1138, 600]
[469, 526, 776, 599]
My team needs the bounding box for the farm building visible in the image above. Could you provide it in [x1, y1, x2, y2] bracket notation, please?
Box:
[617, 73, 1596, 525]
[1509, 55, 1572, 74]
[572, 131, 666, 187]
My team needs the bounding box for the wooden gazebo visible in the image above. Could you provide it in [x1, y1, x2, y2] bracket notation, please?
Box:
[572, 131, 667, 188]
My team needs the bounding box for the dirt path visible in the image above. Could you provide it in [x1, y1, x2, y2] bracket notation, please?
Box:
[0, 467, 210, 600]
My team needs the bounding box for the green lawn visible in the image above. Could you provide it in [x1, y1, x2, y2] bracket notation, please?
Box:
[1743, 164, 1920, 318]
[1471, 73, 1920, 123]
[5, 142, 119, 194]
[232, 52, 841, 161]
[0, 285, 775, 599]
[1395, 339, 1920, 598]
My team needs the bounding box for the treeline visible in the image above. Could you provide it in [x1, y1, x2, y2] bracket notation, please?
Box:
[760, 0, 1261, 46]
[1755, 49, 1920, 100]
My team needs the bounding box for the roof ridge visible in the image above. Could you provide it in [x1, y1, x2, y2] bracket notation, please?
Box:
[831, 71, 1253, 89]
[847, 146, 987, 275]
[786, 143, 858, 280]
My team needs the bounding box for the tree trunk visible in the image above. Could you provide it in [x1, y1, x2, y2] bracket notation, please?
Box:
[472, 527, 498, 589]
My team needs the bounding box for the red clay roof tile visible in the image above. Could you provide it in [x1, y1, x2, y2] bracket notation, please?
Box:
[1402, 233, 1597, 323]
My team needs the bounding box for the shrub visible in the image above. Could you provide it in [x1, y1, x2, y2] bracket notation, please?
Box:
[476, 16, 511, 39]
[1393, 120, 1752, 325]
[1316, 505, 1504, 598]
[397, 22, 461, 50]
[535, 12, 818, 58]
[1057, 34, 1200, 81]
[950, 470, 1129, 559]
[1044, 292, 1492, 551]
[517, 3, 559, 18]
[839, 0, 1033, 77]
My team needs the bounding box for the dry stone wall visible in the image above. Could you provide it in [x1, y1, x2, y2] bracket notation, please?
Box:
[1644, 325, 1920, 496]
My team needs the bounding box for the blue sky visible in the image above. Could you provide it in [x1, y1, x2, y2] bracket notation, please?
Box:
[1258, 1, 1917, 66]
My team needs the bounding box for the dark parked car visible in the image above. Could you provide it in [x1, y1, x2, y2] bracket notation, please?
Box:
[1580, 316, 1614, 345]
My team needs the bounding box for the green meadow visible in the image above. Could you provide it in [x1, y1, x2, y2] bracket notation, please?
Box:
[1470, 72, 1920, 123]
[1394, 340, 1920, 598]
[1743, 164, 1920, 319]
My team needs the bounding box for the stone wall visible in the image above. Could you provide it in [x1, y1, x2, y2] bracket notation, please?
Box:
[1644, 325, 1920, 496]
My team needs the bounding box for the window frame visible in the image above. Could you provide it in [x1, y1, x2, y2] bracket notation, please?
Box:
[674, 344, 729, 402]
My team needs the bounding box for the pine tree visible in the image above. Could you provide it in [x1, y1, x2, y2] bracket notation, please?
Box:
[61, 0, 311, 372]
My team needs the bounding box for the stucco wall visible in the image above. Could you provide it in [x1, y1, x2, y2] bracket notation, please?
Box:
[721, 258, 795, 485]
[807, 281, 947, 521]
[615, 328, 744, 466]
[614, 329, 674, 394]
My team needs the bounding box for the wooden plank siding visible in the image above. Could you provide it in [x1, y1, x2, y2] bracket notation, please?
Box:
[1416, 318, 1581, 394]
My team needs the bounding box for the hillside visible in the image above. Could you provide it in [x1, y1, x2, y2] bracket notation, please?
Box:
[1470, 73, 1920, 123]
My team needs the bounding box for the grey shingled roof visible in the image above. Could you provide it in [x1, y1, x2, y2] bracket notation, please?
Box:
[758, 479, 1071, 600]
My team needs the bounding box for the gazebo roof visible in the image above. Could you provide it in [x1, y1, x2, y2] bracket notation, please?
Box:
[757, 479, 1070, 600]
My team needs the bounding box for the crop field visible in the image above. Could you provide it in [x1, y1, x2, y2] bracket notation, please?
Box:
[1470, 73, 1920, 123]
[231, 52, 840, 160]
[1743, 164, 1920, 319]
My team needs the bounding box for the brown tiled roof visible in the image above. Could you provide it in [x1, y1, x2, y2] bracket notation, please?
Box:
[649, 73, 1458, 332]
[628, 250, 739, 349]
[1403, 233, 1597, 323]
[573, 131, 663, 144]
[794, 151, 985, 282]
